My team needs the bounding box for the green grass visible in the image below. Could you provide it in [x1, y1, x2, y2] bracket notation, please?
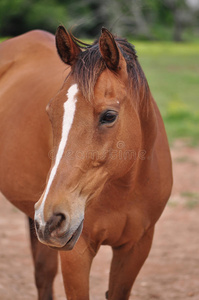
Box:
[168, 192, 199, 209]
[134, 41, 199, 145]
[0, 37, 8, 42]
[181, 191, 199, 209]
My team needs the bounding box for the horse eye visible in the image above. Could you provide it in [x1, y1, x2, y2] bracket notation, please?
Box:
[100, 110, 118, 125]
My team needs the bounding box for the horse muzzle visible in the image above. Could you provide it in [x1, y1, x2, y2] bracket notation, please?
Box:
[34, 211, 84, 250]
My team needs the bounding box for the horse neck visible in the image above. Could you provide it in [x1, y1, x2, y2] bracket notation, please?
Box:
[137, 85, 158, 148]
[133, 90, 159, 192]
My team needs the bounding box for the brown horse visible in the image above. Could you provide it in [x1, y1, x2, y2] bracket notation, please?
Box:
[0, 26, 172, 300]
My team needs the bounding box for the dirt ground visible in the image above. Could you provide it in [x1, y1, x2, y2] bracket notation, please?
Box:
[0, 140, 199, 300]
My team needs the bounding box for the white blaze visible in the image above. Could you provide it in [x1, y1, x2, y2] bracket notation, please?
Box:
[35, 84, 78, 223]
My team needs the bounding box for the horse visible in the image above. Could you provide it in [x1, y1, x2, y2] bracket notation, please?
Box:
[0, 26, 172, 300]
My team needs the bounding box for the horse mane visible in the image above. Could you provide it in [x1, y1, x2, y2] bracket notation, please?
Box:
[68, 32, 149, 103]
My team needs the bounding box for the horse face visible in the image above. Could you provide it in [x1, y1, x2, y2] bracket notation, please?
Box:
[34, 27, 141, 250]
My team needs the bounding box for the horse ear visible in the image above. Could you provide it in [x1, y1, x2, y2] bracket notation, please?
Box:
[99, 28, 119, 70]
[55, 26, 81, 66]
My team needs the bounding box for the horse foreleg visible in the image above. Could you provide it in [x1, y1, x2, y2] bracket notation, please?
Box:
[107, 226, 154, 300]
[60, 236, 96, 300]
[28, 217, 58, 300]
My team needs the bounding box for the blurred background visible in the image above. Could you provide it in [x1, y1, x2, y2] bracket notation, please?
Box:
[0, 0, 199, 41]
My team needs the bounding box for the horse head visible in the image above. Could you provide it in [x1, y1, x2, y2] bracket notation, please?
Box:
[34, 26, 151, 250]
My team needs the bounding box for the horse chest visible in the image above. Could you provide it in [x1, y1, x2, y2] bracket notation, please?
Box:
[84, 203, 145, 248]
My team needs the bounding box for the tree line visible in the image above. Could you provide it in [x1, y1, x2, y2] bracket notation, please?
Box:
[0, 0, 199, 41]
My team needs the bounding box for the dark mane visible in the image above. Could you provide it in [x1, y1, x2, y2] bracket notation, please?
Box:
[69, 33, 149, 102]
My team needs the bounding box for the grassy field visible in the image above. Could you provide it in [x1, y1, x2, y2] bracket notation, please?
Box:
[1, 37, 198, 145]
[135, 41, 199, 145]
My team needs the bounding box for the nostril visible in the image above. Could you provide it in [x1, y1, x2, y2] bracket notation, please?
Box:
[47, 213, 66, 234]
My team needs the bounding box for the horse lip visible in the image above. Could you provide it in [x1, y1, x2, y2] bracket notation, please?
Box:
[49, 220, 84, 251]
